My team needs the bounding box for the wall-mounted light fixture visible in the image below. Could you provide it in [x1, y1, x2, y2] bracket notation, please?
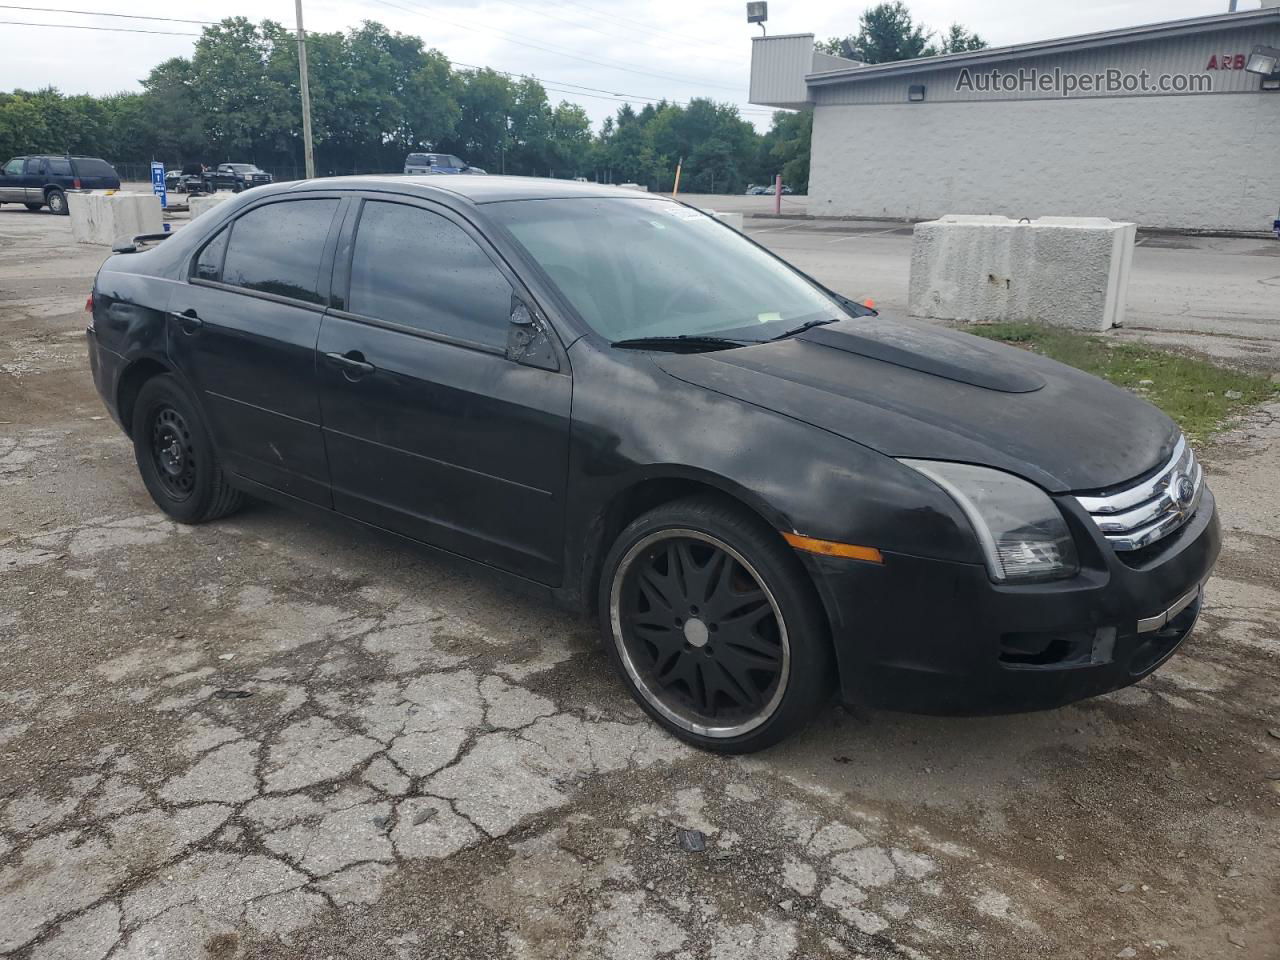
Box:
[908, 84, 927, 102]
[1244, 44, 1280, 76]
[746, 2, 767, 35]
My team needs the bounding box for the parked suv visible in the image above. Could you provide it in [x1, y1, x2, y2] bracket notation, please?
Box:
[0, 155, 121, 214]
[403, 152, 486, 175]
[85, 177, 1219, 753]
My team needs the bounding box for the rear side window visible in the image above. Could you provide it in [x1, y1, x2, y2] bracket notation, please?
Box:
[72, 158, 116, 178]
[194, 228, 229, 282]
[47, 158, 72, 176]
[221, 199, 339, 305]
[25, 158, 45, 174]
[347, 201, 512, 348]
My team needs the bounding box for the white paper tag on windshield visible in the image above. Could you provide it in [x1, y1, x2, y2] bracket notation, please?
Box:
[656, 204, 708, 222]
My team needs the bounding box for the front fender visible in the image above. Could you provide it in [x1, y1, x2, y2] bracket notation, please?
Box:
[562, 342, 983, 607]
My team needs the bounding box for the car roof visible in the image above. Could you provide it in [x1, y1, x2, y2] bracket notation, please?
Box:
[281, 174, 666, 205]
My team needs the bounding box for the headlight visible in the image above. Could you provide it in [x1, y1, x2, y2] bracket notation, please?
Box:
[900, 460, 1079, 583]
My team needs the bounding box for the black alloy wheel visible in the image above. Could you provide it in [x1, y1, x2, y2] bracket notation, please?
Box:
[600, 497, 833, 753]
[613, 531, 789, 737]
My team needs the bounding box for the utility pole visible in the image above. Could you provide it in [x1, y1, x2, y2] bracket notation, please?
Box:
[294, 0, 316, 180]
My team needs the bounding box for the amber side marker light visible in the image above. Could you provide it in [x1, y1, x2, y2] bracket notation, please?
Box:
[781, 532, 884, 564]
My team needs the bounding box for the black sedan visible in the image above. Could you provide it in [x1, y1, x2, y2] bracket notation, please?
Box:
[85, 177, 1220, 752]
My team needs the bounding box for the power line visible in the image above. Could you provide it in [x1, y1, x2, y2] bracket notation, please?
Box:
[555, 0, 745, 56]
[0, 4, 215, 24]
[369, 0, 745, 92]
[1, 5, 777, 119]
[0, 18, 197, 35]
[446, 58, 774, 115]
[484, 0, 744, 68]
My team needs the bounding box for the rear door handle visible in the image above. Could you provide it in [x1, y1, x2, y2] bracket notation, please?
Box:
[323, 351, 376, 377]
[167, 309, 203, 334]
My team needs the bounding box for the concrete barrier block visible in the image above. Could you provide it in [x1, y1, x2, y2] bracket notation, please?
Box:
[188, 194, 234, 220]
[908, 216, 1136, 332]
[713, 211, 745, 231]
[67, 192, 162, 246]
[618, 183, 649, 191]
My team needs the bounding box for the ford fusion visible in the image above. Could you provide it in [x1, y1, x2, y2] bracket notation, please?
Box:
[86, 177, 1220, 752]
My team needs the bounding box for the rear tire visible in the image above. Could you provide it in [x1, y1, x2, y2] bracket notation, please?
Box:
[24, 202, 43, 212]
[598, 495, 833, 753]
[131, 374, 243, 524]
[46, 189, 67, 215]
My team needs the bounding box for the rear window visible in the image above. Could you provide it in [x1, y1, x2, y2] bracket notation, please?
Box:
[221, 199, 339, 305]
[73, 158, 117, 178]
[406, 154, 431, 165]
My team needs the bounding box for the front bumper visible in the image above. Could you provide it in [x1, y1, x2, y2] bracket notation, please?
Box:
[810, 488, 1221, 715]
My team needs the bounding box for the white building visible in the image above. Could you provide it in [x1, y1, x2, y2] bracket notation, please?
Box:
[749, 6, 1280, 232]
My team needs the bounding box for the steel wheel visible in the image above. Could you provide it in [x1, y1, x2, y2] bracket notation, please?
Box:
[610, 528, 790, 739]
[149, 405, 197, 501]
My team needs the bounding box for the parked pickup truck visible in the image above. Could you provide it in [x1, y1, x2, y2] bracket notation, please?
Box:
[0, 154, 121, 214]
[202, 163, 273, 192]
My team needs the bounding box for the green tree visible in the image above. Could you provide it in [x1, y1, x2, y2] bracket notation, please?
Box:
[818, 2, 986, 64]
[931, 24, 987, 55]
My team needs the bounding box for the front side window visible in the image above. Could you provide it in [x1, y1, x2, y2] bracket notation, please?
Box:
[489, 197, 843, 343]
[2, 159, 21, 176]
[348, 201, 512, 348]
[221, 199, 338, 305]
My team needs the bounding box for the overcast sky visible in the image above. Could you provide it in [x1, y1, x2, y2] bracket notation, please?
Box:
[0, 0, 1261, 130]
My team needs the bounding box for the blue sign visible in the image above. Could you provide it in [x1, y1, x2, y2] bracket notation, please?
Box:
[150, 161, 167, 210]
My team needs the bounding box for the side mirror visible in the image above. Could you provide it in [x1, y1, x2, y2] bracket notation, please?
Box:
[506, 300, 558, 372]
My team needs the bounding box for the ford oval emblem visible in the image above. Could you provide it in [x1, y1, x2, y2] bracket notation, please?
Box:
[1171, 473, 1196, 509]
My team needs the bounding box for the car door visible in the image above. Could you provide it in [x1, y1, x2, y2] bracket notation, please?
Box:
[316, 196, 572, 584]
[0, 158, 25, 201]
[22, 158, 46, 202]
[168, 194, 346, 507]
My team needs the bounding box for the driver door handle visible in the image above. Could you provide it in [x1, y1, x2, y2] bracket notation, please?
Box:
[324, 351, 376, 377]
[167, 309, 203, 334]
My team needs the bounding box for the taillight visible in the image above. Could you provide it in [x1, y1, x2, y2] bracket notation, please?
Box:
[85, 293, 94, 313]
[74, 178, 81, 189]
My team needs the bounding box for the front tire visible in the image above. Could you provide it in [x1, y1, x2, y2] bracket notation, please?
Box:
[46, 189, 67, 215]
[131, 375, 243, 524]
[598, 496, 833, 753]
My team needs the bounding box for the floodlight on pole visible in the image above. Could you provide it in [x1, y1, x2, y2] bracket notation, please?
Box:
[294, 0, 316, 180]
[746, 2, 767, 36]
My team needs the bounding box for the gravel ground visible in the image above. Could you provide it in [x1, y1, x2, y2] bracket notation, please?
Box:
[1, 206, 1278, 960]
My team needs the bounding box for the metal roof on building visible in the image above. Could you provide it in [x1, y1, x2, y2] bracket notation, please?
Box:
[805, 6, 1280, 86]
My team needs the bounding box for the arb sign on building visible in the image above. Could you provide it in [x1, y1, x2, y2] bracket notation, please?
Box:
[749, 7, 1280, 232]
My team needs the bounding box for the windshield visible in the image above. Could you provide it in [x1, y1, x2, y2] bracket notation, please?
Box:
[488, 197, 842, 342]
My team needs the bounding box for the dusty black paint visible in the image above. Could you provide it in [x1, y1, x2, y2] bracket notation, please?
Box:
[86, 176, 1220, 714]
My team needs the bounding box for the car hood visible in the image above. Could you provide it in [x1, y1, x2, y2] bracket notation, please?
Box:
[655, 315, 1179, 493]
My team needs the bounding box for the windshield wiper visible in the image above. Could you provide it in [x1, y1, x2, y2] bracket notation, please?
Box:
[770, 316, 844, 341]
[610, 335, 764, 352]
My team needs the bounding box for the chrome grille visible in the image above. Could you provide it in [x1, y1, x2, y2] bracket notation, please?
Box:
[1075, 436, 1204, 552]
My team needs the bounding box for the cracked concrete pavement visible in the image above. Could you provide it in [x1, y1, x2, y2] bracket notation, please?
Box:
[2, 206, 1279, 960]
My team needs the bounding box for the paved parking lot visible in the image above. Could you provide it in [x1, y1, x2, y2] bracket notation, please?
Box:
[1, 205, 1278, 960]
